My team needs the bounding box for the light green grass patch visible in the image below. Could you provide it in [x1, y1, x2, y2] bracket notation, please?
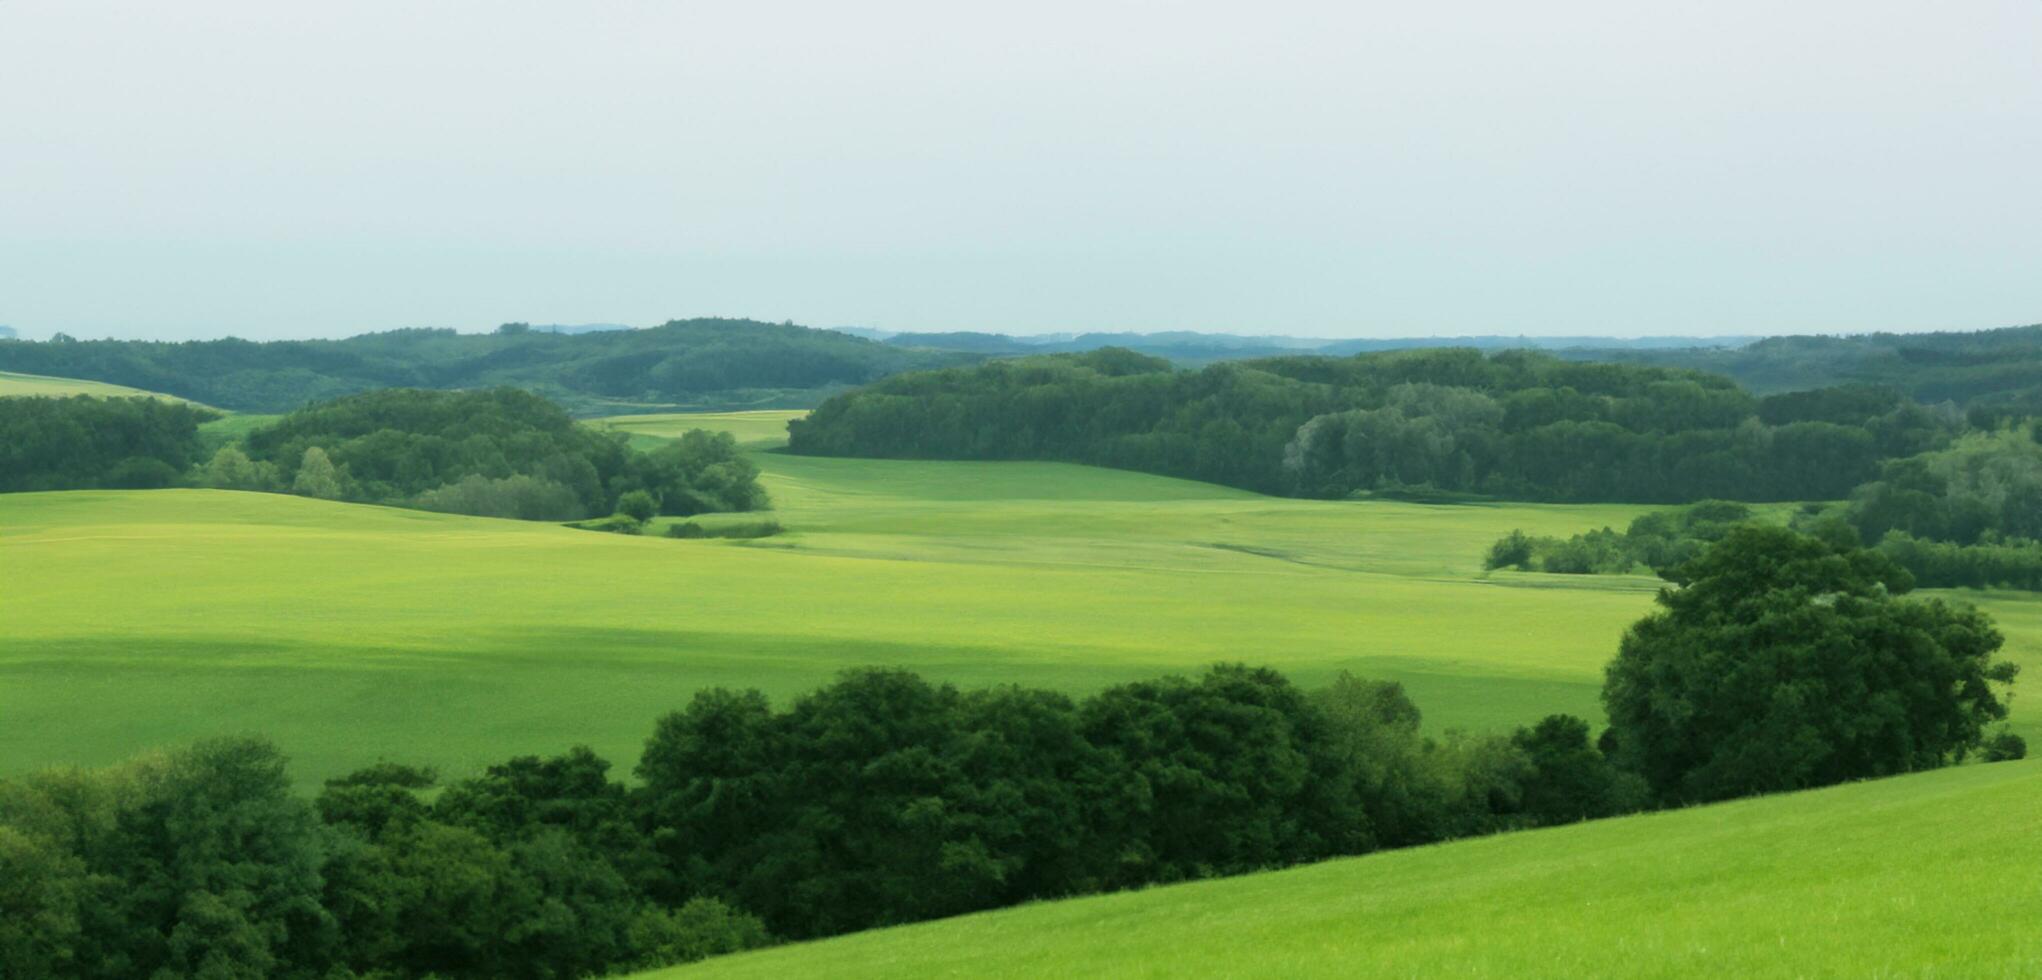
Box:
[592, 410, 804, 448]
[3, 411, 2034, 788]
[640, 759, 2042, 979]
[0, 370, 210, 406]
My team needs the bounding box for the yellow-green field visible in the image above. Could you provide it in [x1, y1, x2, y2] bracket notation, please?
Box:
[2, 411, 2035, 787]
[640, 758, 2042, 979]
[0, 370, 207, 404]
[594, 410, 807, 449]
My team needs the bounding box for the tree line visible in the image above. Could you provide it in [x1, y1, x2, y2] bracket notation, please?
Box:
[0, 396, 218, 492]
[787, 349, 1965, 503]
[0, 319, 977, 414]
[1495, 425, 2042, 590]
[1, 528, 2020, 978]
[2, 388, 769, 523]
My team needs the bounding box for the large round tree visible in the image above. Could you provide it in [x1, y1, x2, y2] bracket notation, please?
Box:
[1602, 525, 2018, 804]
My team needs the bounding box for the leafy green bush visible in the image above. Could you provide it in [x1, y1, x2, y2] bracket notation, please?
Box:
[416, 474, 590, 521]
[667, 519, 782, 540]
[616, 490, 659, 523]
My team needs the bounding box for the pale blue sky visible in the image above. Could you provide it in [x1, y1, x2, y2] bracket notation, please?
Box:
[2, 1, 2037, 340]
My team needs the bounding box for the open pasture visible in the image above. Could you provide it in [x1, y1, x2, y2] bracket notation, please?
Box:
[642, 758, 2042, 979]
[3, 411, 2035, 786]
[0, 369, 206, 404]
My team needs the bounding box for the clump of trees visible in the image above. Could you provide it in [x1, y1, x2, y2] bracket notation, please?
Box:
[790, 348, 1962, 504]
[1491, 425, 2042, 592]
[216, 388, 767, 521]
[0, 395, 218, 492]
[1486, 501, 1757, 575]
[0, 739, 767, 979]
[1797, 426, 2042, 589]
[1602, 526, 2019, 802]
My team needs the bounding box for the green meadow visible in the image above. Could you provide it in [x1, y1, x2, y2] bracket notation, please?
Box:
[3, 411, 2035, 786]
[0, 369, 207, 405]
[640, 758, 2042, 979]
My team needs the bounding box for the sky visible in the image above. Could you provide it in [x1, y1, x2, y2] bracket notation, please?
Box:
[2, 1, 2038, 342]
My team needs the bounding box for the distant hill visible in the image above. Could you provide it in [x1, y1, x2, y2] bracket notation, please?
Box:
[0, 325, 16, 339]
[11, 316, 2037, 416]
[0, 370, 209, 406]
[529, 322, 633, 335]
[882, 329, 1760, 366]
[1562, 323, 2042, 406]
[0, 319, 977, 415]
[875, 324, 2042, 406]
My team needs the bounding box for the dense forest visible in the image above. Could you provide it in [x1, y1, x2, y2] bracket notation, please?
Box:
[788, 348, 1963, 503]
[1493, 426, 2042, 590]
[0, 529, 2019, 978]
[0, 320, 976, 414]
[220, 388, 766, 520]
[1574, 323, 2042, 408]
[0, 396, 218, 492]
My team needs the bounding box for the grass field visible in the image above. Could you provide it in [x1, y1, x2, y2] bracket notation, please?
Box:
[636, 758, 2042, 979]
[0, 369, 208, 405]
[3, 411, 2035, 787]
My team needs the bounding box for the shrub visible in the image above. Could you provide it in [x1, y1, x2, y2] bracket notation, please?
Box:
[667, 520, 782, 540]
[415, 474, 588, 521]
[1983, 732, 2027, 762]
[1485, 530, 1534, 570]
[625, 898, 772, 970]
[617, 490, 659, 524]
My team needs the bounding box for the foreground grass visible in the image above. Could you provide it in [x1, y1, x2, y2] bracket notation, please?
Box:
[639, 759, 2041, 979]
[3, 412, 2034, 785]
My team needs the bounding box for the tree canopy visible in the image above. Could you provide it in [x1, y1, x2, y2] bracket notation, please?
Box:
[790, 347, 1958, 503]
[0, 395, 218, 492]
[1601, 526, 2018, 803]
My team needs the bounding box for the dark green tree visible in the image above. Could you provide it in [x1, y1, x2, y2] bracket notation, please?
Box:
[1602, 526, 2019, 803]
[1509, 715, 1646, 825]
[616, 490, 659, 524]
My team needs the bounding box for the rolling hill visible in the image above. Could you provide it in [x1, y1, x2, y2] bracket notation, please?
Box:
[0, 319, 977, 414]
[0, 369, 207, 405]
[3, 412, 2036, 788]
[638, 758, 2042, 978]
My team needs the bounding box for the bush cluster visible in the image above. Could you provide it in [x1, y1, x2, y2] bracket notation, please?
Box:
[1486, 501, 1756, 575]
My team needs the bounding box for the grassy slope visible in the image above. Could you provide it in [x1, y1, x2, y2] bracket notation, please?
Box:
[3, 412, 2035, 786]
[643, 759, 2042, 979]
[0, 370, 206, 404]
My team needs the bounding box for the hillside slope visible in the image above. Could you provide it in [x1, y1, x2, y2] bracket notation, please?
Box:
[0, 369, 206, 405]
[647, 759, 2041, 979]
[0, 319, 977, 413]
